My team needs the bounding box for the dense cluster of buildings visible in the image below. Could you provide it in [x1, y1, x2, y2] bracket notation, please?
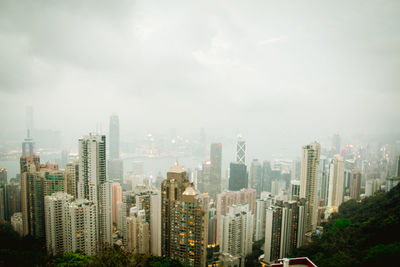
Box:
[0, 115, 399, 267]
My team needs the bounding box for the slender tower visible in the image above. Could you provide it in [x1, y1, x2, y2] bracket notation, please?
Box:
[300, 142, 320, 233]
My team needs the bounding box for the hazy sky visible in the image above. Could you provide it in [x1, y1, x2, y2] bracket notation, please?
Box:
[0, 0, 399, 158]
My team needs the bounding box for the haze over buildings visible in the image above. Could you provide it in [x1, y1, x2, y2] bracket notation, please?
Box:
[0, 0, 399, 162]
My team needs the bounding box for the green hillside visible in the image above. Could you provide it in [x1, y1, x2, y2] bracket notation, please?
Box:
[291, 184, 400, 267]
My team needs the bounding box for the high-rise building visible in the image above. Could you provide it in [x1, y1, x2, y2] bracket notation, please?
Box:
[209, 143, 222, 200]
[255, 193, 275, 242]
[126, 208, 150, 254]
[22, 129, 36, 157]
[116, 201, 127, 238]
[290, 180, 300, 200]
[64, 199, 98, 255]
[350, 168, 361, 200]
[6, 182, 21, 221]
[300, 142, 320, 232]
[20, 163, 65, 239]
[65, 161, 79, 199]
[208, 207, 217, 246]
[20, 153, 40, 236]
[11, 212, 23, 236]
[249, 159, 263, 197]
[216, 188, 256, 245]
[331, 132, 341, 155]
[0, 168, 6, 184]
[327, 155, 345, 207]
[44, 192, 74, 256]
[108, 159, 123, 184]
[236, 135, 246, 164]
[220, 204, 253, 262]
[78, 134, 106, 202]
[264, 199, 306, 263]
[262, 161, 273, 192]
[228, 162, 248, 191]
[161, 163, 208, 266]
[319, 157, 330, 206]
[198, 160, 211, 194]
[0, 185, 6, 223]
[135, 189, 161, 255]
[99, 182, 113, 247]
[109, 114, 120, 160]
[112, 182, 122, 224]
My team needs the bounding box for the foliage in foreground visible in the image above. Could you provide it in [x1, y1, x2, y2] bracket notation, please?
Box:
[291, 183, 400, 267]
[0, 223, 183, 267]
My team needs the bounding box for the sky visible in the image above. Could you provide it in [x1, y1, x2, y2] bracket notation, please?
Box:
[0, 0, 399, 159]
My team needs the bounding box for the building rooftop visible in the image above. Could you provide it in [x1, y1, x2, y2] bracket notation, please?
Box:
[169, 161, 185, 173]
[270, 257, 317, 267]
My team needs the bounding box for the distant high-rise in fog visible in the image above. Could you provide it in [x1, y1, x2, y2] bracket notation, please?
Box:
[109, 114, 120, 160]
[22, 130, 35, 157]
[236, 135, 246, 164]
[228, 162, 248, 191]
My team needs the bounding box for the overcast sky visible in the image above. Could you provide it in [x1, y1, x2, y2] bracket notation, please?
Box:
[0, 0, 399, 158]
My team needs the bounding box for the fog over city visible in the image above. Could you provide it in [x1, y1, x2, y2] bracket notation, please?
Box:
[1, 0, 399, 161]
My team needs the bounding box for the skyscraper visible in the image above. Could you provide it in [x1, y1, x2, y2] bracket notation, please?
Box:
[216, 188, 256, 245]
[264, 199, 306, 263]
[64, 199, 98, 255]
[22, 129, 35, 157]
[112, 182, 122, 224]
[210, 143, 222, 199]
[220, 204, 253, 262]
[0, 168, 6, 184]
[327, 154, 345, 207]
[300, 142, 320, 232]
[126, 208, 150, 254]
[198, 160, 211, 194]
[78, 134, 111, 248]
[99, 182, 113, 247]
[65, 161, 79, 199]
[161, 163, 208, 266]
[228, 162, 248, 191]
[262, 161, 273, 192]
[135, 189, 161, 255]
[249, 159, 262, 197]
[109, 114, 120, 160]
[236, 135, 246, 164]
[350, 168, 361, 200]
[331, 132, 341, 155]
[78, 134, 106, 202]
[44, 192, 74, 256]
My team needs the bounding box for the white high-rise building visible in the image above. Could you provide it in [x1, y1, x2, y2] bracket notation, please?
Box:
[78, 134, 106, 202]
[327, 155, 345, 207]
[216, 189, 256, 245]
[44, 192, 74, 256]
[300, 142, 320, 232]
[117, 201, 127, 237]
[220, 204, 253, 261]
[254, 193, 275, 241]
[64, 199, 98, 255]
[135, 189, 161, 256]
[99, 182, 113, 247]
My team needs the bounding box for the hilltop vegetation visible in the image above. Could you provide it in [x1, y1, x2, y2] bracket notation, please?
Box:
[0, 223, 183, 267]
[292, 184, 400, 267]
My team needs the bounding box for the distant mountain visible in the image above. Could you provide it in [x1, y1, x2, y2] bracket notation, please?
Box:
[291, 184, 400, 267]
